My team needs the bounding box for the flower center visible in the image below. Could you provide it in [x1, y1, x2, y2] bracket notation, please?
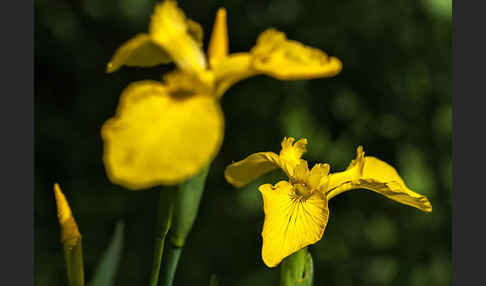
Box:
[294, 183, 312, 199]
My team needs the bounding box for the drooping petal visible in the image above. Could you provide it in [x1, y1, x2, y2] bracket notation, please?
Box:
[54, 183, 81, 250]
[259, 181, 329, 267]
[105, 34, 172, 74]
[251, 28, 342, 80]
[224, 137, 310, 188]
[208, 8, 229, 67]
[224, 151, 281, 188]
[149, 0, 207, 73]
[101, 80, 224, 190]
[326, 146, 432, 212]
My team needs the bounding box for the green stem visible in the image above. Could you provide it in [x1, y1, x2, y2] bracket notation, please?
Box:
[64, 242, 85, 286]
[280, 248, 314, 286]
[160, 164, 211, 286]
[160, 244, 183, 286]
[149, 189, 174, 286]
[149, 237, 166, 286]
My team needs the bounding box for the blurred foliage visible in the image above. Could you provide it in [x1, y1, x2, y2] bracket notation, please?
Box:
[35, 0, 451, 285]
[90, 221, 124, 286]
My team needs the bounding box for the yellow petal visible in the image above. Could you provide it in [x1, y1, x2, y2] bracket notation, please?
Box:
[54, 183, 82, 250]
[186, 19, 204, 47]
[163, 69, 214, 96]
[308, 163, 330, 190]
[279, 137, 308, 177]
[224, 137, 310, 188]
[327, 146, 432, 212]
[149, 0, 207, 73]
[251, 28, 342, 80]
[224, 151, 281, 188]
[101, 80, 224, 190]
[259, 181, 329, 267]
[212, 53, 258, 98]
[293, 160, 310, 183]
[208, 8, 229, 67]
[106, 33, 172, 74]
[280, 137, 308, 162]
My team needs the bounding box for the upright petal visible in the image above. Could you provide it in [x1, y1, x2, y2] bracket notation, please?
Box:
[279, 137, 308, 177]
[308, 163, 330, 191]
[224, 151, 281, 188]
[326, 146, 432, 212]
[101, 80, 224, 190]
[149, 0, 207, 73]
[292, 160, 310, 183]
[106, 34, 172, 74]
[251, 28, 342, 80]
[208, 8, 229, 67]
[280, 137, 308, 162]
[259, 181, 329, 267]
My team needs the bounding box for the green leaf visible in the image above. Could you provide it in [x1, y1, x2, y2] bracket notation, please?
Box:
[280, 248, 314, 286]
[90, 221, 125, 286]
[209, 274, 220, 286]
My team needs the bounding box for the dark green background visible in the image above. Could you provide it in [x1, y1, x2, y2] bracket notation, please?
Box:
[35, 0, 451, 285]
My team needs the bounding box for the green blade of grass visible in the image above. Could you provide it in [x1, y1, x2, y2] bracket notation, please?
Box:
[90, 221, 125, 286]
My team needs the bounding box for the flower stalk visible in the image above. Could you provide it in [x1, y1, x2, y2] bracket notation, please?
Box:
[64, 243, 85, 286]
[160, 164, 211, 286]
[280, 247, 314, 286]
[149, 189, 174, 286]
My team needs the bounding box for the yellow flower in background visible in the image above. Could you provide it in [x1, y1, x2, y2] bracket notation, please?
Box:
[105, 0, 204, 74]
[102, 0, 343, 190]
[101, 79, 224, 190]
[225, 138, 432, 267]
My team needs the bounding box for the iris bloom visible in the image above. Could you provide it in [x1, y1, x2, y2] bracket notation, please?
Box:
[225, 138, 432, 267]
[102, 0, 342, 190]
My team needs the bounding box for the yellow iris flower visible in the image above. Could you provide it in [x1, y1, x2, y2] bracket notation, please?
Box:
[102, 0, 343, 190]
[225, 137, 432, 267]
